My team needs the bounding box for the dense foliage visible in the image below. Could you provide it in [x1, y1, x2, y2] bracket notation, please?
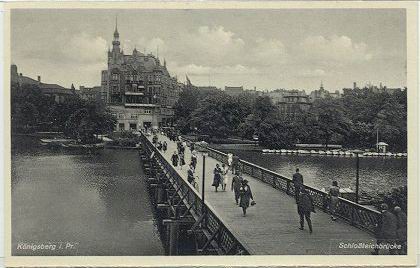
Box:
[174, 86, 407, 151]
[11, 83, 116, 143]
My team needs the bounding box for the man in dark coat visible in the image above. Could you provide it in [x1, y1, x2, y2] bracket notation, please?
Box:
[293, 168, 304, 204]
[231, 172, 243, 205]
[239, 179, 254, 216]
[297, 187, 314, 234]
[394, 206, 407, 255]
[372, 203, 398, 255]
[171, 151, 179, 167]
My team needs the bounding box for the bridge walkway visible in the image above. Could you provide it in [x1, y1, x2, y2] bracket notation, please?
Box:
[148, 134, 375, 255]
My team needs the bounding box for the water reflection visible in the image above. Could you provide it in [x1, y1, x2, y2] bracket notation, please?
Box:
[11, 136, 163, 256]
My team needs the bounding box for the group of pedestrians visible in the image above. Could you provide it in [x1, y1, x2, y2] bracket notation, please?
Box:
[153, 134, 407, 251]
[372, 203, 407, 255]
[292, 168, 344, 234]
[170, 138, 189, 170]
[210, 162, 255, 216]
[211, 163, 229, 192]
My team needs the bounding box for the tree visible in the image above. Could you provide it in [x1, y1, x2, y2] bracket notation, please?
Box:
[310, 97, 351, 148]
[64, 104, 116, 144]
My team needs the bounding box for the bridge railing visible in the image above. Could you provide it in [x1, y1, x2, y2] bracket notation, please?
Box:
[141, 134, 250, 255]
[194, 142, 381, 235]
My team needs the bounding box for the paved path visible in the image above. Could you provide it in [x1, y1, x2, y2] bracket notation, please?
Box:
[149, 134, 376, 255]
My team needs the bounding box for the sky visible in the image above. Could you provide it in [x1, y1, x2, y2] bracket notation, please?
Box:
[11, 9, 406, 92]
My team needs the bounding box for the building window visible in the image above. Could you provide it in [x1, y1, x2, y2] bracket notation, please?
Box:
[129, 123, 137, 130]
[131, 114, 138, 119]
[145, 110, 151, 114]
[112, 73, 119, 81]
[118, 113, 125, 119]
[118, 123, 125, 131]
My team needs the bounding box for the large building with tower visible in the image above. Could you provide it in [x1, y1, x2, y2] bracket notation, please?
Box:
[101, 22, 182, 131]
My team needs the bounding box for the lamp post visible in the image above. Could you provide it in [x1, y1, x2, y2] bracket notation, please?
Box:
[353, 149, 364, 204]
[202, 152, 208, 218]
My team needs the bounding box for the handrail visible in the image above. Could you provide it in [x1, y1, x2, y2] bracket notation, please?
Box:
[141, 134, 250, 255]
[189, 138, 381, 235]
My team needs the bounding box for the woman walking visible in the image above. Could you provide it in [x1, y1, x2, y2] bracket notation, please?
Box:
[227, 153, 233, 173]
[328, 181, 340, 221]
[171, 151, 179, 167]
[239, 180, 254, 216]
[212, 164, 222, 192]
[221, 163, 229, 191]
[162, 141, 168, 153]
[190, 151, 198, 170]
[179, 151, 185, 170]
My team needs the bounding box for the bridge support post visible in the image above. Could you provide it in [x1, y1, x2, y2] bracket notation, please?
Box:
[168, 222, 179, 255]
[157, 185, 164, 204]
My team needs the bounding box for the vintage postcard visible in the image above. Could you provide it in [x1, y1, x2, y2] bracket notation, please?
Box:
[2, 1, 418, 267]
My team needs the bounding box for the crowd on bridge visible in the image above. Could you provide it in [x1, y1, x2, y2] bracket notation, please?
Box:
[149, 129, 407, 255]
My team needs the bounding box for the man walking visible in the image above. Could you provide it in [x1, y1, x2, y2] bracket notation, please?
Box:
[231, 171, 243, 205]
[297, 187, 315, 234]
[372, 203, 398, 255]
[292, 168, 304, 204]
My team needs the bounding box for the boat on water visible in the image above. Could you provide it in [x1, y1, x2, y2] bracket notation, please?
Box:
[281, 149, 287, 154]
[40, 138, 75, 144]
[318, 150, 326, 155]
[325, 151, 332, 155]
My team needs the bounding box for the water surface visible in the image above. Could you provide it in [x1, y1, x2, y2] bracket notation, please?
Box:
[12, 136, 164, 256]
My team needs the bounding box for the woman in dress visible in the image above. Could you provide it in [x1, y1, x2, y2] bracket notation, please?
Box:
[171, 151, 179, 167]
[328, 180, 340, 221]
[239, 179, 254, 216]
[221, 163, 229, 191]
[212, 164, 222, 192]
[179, 151, 185, 170]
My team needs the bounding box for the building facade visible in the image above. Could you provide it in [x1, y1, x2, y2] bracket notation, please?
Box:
[101, 23, 182, 131]
[309, 82, 341, 102]
[11, 64, 76, 103]
[265, 89, 311, 117]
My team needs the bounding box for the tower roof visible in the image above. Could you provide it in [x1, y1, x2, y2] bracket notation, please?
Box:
[113, 16, 119, 39]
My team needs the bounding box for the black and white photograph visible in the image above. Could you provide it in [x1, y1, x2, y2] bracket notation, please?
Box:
[3, 2, 418, 267]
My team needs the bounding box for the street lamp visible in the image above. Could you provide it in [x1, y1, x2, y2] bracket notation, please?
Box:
[353, 149, 364, 204]
[201, 152, 208, 223]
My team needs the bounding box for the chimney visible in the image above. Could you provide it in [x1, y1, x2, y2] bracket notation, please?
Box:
[37, 76, 41, 82]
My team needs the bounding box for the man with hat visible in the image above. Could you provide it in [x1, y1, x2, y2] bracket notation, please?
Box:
[372, 203, 398, 255]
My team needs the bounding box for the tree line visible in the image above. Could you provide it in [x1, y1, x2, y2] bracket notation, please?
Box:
[174, 86, 407, 152]
[11, 83, 116, 144]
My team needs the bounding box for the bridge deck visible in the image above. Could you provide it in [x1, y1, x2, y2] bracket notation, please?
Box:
[149, 134, 376, 255]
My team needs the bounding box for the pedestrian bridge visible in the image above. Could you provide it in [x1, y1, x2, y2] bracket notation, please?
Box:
[141, 133, 379, 255]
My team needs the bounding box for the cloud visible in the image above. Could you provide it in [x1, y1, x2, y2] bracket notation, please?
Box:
[298, 69, 327, 78]
[299, 35, 373, 63]
[251, 38, 287, 65]
[62, 32, 108, 64]
[168, 62, 260, 77]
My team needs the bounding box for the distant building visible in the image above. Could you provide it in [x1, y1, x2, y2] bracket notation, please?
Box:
[224, 86, 244, 96]
[101, 21, 182, 131]
[343, 82, 405, 95]
[265, 89, 311, 117]
[11, 64, 75, 103]
[309, 82, 341, 102]
[77, 86, 104, 104]
[197, 86, 221, 92]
